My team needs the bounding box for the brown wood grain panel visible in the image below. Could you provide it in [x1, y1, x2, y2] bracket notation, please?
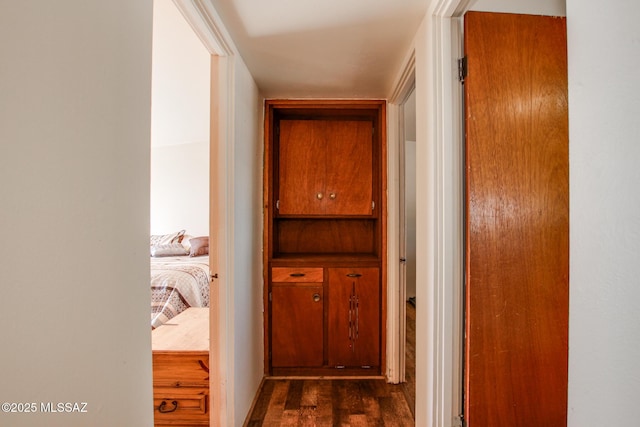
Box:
[272, 285, 324, 367]
[278, 119, 373, 216]
[272, 267, 324, 283]
[277, 219, 375, 254]
[278, 120, 326, 215]
[152, 352, 210, 386]
[464, 12, 569, 427]
[324, 120, 373, 215]
[153, 387, 208, 425]
[328, 268, 380, 368]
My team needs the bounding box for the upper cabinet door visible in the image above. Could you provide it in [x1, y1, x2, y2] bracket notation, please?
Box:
[278, 120, 325, 215]
[323, 120, 373, 215]
[278, 119, 373, 216]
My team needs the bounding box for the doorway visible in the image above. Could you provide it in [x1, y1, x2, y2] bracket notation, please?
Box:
[150, 0, 235, 424]
[400, 86, 417, 415]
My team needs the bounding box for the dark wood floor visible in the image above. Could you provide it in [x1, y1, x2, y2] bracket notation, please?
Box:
[245, 302, 416, 426]
[244, 378, 414, 426]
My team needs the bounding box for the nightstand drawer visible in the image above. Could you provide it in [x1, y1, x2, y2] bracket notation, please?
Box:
[153, 386, 208, 425]
[152, 352, 209, 386]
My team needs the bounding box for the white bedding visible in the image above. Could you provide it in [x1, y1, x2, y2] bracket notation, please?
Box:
[150, 255, 210, 328]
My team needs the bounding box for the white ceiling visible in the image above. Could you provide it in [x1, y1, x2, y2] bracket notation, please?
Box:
[207, 0, 430, 98]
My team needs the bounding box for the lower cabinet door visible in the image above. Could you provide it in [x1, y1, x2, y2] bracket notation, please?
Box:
[271, 283, 324, 367]
[328, 268, 380, 368]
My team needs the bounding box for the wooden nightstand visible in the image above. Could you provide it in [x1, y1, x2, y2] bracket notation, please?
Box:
[152, 308, 209, 426]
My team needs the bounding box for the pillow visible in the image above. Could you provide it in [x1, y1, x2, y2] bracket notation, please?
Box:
[150, 243, 189, 257]
[188, 236, 209, 257]
[180, 234, 194, 251]
[150, 230, 186, 247]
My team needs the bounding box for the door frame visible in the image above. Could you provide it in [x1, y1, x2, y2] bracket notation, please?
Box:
[387, 51, 415, 385]
[388, 0, 470, 425]
[171, 1, 236, 425]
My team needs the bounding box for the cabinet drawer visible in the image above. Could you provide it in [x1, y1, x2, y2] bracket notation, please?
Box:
[272, 267, 323, 283]
[153, 352, 209, 387]
[153, 386, 208, 425]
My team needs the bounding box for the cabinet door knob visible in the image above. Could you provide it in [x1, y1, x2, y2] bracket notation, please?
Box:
[313, 293, 321, 302]
[329, 192, 336, 199]
[316, 192, 324, 199]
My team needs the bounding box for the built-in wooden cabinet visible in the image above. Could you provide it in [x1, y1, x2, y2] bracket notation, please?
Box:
[264, 100, 386, 376]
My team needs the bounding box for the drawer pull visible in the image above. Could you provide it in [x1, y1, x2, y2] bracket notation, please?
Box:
[158, 400, 178, 413]
[289, 273, 305, 277]
[346, 273, 362, 278]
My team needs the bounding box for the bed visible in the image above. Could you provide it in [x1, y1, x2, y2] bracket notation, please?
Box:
[150, 231, 210, 328]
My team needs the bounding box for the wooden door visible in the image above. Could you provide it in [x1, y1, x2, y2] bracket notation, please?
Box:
[328, 268, 380, 368]
[271, 283, 324, 367]
[464, 12, 569, 427]
[324, 120, 373, 215]
[278, 120, 325, 215]
[278, 120, 373, 215]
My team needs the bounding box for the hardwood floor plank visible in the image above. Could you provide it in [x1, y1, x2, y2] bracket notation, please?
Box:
[247, 379, 275, 423]
[315, 379, 334, 425]
[284, 379, 303, 410]
[261, 380, 290, 426]
[362, 395, 383, 425]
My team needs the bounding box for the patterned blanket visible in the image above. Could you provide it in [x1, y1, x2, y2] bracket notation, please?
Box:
[150, 256, 210, 328]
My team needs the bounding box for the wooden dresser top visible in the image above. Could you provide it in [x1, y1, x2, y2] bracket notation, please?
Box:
[152, 308, 209, 353]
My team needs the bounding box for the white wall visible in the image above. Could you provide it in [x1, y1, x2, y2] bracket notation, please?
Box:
[151, 0, 210, 236]
[229, 59, 264, 426]
[566, 0, 640, 425]
[150, 141, 209, 236]
[469, 0, 565, 15]
[0, 2, 153, 426]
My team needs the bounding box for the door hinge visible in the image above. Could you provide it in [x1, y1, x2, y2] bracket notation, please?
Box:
[458, 56, 468, 84]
